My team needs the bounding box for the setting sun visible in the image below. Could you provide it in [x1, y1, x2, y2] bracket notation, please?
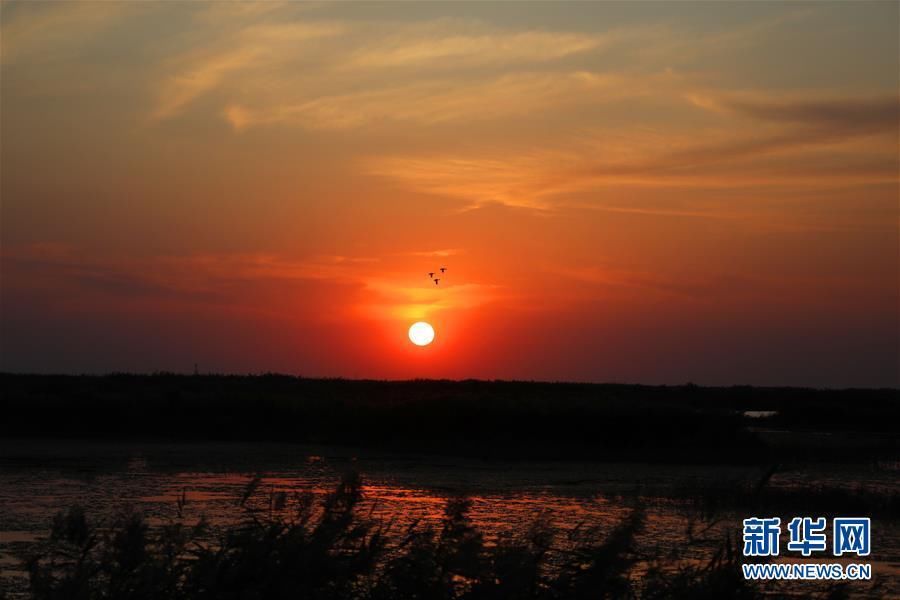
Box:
[408, 322, 435, 346]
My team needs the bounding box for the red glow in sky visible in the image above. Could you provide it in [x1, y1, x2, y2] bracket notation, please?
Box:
[1, 2, 897, 387]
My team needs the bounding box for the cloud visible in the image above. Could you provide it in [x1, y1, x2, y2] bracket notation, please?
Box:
[633, 8, 814, 66]
[364, 92, 899, 210]
[153, 47, 264, 121]
[152, 21, 346, 120]
[549, 263, 724, 301]
[365, 153, 566, 210]
[0, 1, 140, 65]
[1, 245, 495, 323]
[361, 279, 501, 321]
[405, 249, 462, 258]
[543, 259, 883, 307]
[1, 245, 369, 300]
[344, 27, 604, 69]
[148, 7, 667, 129]
[689, 93, 899, 134]
[223, 69, 672, 131]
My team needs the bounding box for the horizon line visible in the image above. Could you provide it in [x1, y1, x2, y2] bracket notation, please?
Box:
[1, 371, 897, 392]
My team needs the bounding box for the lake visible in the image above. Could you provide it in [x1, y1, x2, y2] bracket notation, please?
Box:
[1, 440, 897, 598]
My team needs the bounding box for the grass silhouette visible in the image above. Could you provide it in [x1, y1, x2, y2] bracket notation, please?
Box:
[23, 474, 774, 600]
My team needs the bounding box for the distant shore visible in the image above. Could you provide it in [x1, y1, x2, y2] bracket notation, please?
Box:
[2, 373, 897, 463]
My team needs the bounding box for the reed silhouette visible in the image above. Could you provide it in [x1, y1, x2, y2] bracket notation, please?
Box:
[24, 475, 774, 600]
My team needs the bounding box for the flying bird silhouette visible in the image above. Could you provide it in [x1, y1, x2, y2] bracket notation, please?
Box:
[434, 278, 440, 285]
[428, 272, 434, 278]
[440, 267, 446, 273]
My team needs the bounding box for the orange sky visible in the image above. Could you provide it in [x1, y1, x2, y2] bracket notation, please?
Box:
[1, 2, 897, 386]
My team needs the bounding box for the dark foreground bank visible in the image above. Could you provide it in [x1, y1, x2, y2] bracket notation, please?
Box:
[1, 374, 897, 462]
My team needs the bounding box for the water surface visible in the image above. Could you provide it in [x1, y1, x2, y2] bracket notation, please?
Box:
[1, 440, 896, 598]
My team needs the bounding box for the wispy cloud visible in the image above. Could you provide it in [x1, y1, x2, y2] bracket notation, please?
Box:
[405, 249, 462, 258]
[147, 7, 666, 130]
[2, 244, 368, 299]
[365, 92, 898, 210]
[0, 1, 140, 65]
[361, 279, 501, 321]
[542, 260, 880, 309]
[633, 8, 814, 66]
[223, 69, 675, 131]
[344, 25, 605, 69]
[1, 244, 495, 323]
[688, 92, 899, 133]
[152, 21, 346, 120]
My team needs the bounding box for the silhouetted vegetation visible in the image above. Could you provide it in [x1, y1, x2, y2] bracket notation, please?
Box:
[2, 374, 897, 463]
[2, 374, 898, 463]
[25, 475, 769, 600]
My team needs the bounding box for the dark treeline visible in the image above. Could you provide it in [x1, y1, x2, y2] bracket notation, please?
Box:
[1, 374, 897, 463]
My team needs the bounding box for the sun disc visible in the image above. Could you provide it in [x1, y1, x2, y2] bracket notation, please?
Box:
[408, 322, 434, 346]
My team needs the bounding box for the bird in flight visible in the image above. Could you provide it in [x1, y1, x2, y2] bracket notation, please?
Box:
[428, 272, 434, 279]
[440, 267, 447, 273]
[434, 278, 440, 285]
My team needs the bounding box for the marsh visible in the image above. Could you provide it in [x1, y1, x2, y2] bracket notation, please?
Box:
[1, 440, 897, 599]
